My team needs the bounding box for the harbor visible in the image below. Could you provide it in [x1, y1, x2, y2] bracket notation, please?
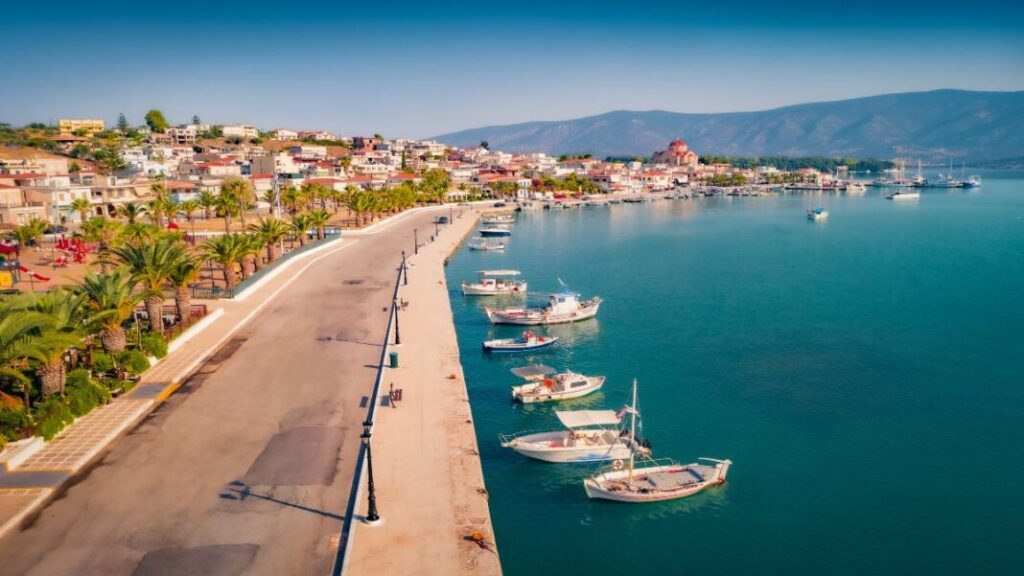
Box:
[445, 180, 1024, 575]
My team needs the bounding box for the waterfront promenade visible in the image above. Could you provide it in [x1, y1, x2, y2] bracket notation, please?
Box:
[0, 206, 470, 574]
[344, 210, 501, 575]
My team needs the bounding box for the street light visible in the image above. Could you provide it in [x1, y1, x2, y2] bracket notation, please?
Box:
[361, 422, 381, 524]
[393, 297, 401, 345]
[401, 251, 408, 286]
[414, 228, 418, 255]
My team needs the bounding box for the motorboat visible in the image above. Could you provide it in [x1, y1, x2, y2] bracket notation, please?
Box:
[483, 330, 558, 353]
[461, 270, 527, 296]
[486, 291, 601, 325]
[469, 239, 505, 251]
[806, 207, 829, 221]
[886, 191, 920, 201]
[509, 364, 605, 403]
[845, 182, 866, 194]
[964, 175, 981, 189]
[582, 379, 732, 503]
[481, 214, 515, 225]
[479, 224, 512, 237]
[499, 404, 648, 463]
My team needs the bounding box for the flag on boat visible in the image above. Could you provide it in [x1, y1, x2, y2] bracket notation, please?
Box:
[615, 406, 627, 420]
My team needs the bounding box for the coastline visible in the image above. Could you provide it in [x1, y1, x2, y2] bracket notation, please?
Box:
[344, 208, 502, 575]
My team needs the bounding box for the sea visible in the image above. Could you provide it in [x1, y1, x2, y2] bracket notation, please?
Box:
[444, 173, 1024, 575]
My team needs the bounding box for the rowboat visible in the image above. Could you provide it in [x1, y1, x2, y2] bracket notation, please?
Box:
[509, 364, 604, 403]
[582, 379, 732, 503]
[482, 330, 558, 353]
[461, 270, 527, 296]
[499, 407, 648, 463]
[486, 291, 601, 325]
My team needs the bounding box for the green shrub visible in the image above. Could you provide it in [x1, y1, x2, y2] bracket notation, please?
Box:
[141, 334, 168, 359]
[92, 351, 115, 374]
[65, 373, 111, 417]
[0, 409, 31, 443]
[118, 349, 150, 376]
[34, 398, 75, 440]
[66, 368, 92, 389]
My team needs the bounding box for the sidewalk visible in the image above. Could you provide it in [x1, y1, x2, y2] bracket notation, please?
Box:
[0, 205, 446, 541]
[345, 210, 502, 575]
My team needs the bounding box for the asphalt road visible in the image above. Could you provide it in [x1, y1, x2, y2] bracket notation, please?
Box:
[0, 209, 449, 575]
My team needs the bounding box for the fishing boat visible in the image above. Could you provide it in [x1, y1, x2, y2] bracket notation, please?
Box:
[468, 239, 505, 251]
[583, 379, 732, 503]
[481, 214, 515, 225]
[479, 224, 512, 237]
[886, 190, 920, 201]
[806, 207, 829, 221]
[482, 330, 558, 353]
[499, 390, 649, 463]
[509, 364, 605, 403]
[486, 291, 601, 325]
[461, 270, 527, 296]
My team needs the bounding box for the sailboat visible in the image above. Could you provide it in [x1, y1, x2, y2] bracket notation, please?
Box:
[583, 379, 733, 503]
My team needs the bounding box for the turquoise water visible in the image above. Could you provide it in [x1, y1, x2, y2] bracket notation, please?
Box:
[445, 180, 1024, 575]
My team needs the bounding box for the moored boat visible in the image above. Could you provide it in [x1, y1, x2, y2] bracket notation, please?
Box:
[806, 207, 829, 221]
[479, 224, 512, 237]
[483, 330, 558, 353]
[886, 190, 920, 201]
[486, 291, 601, 325]
[461, 270, 527, 296]
[509, 364, 604, 403]
[469, 239, 505, 251]
[499, 407, 648, 463]
[481, 214, 515, 225]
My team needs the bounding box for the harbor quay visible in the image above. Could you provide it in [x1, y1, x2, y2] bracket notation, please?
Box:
[0, 205, 497, 575]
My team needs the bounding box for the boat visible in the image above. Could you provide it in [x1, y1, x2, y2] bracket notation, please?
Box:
[964, 174, 981, 189]
[483, 330, 558, 353]
[582, 379, 732, 503]
[845, 182, 866, 194]
[886, 190, 920, 201]
[479, 224, 512, 237]
[908, 160, 928, 187]
[462, 270, 527, 296]
[499, 391, 649, 463]
[468, 239, 505, 251]
[509, 364, 605, 403]
[806, 207, 829, 221]
[486, 290, 601, 325]
[481, 214, 515, 225]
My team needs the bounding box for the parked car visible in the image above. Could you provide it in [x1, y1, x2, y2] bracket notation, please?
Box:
[437, 216, 449, 224]
[44, 225, 69, 234]
[494, 202, 507, 208]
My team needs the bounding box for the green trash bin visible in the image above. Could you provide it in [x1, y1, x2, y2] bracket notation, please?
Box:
[389, 351, 399, 368]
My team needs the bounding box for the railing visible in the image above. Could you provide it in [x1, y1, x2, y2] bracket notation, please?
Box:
[165, 304, 209, 341]
[331, 252, 403, 576]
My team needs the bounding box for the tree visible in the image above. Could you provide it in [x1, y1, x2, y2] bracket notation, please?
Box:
[307, 209, 331, 240]
[144, 109, 169, 133]
[70, 198, 92, 222]
[0, 307, 55, 408]
[289, 214, 312, 247]
[175, 199, 201, 223]
[116, 201, 147, 224]
[221, 178, 254, 230]
[215, 192, 240, 233]
[344, 190, 375, 227]
[197, 191, 218, 220]
[11, 218, 48, 249]
[202, 234, 246, 290]
[108, 238, 185, 335]
[94, 146, 127, 175]
[77, 269, 140, 354]
[167, 252, 202, 323]
[18, 291, 88, 397]
[117, 113, 129, 132]
[81, 217, 123, 272]
[248, 217, 289, 262]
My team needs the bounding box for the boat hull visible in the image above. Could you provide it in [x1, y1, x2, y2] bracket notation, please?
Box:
[461, 282, 527, 296]
[509, 443, 634, 463]
[479, 230, 512, 237]
[483, 337, 558, 353]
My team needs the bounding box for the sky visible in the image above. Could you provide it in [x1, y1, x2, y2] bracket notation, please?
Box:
[3, 0, 1023, 139]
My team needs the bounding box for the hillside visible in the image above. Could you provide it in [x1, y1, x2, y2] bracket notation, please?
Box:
[433, 90, 1024, 161]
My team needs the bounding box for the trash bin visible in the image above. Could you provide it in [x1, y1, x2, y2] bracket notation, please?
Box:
[389, 351, 399, 368]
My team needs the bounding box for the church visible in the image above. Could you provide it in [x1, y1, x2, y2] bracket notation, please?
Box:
[651, 139, 699, 167]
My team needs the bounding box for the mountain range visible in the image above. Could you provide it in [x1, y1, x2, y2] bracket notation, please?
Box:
[433, 90, 1024, 161]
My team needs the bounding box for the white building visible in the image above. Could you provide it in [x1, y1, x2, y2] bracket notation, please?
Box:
[221, 124, 259, 139]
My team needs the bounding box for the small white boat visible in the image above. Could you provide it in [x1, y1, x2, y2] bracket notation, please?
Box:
[469, 240, 505, 251]
[845, 183, 866, 194]
[483, 330, 558, 353]
[583, 379, 732, 503]
[462, 270, 527, 296]
[486, 291, 601, 325]
[509, 364, 605, 403]
[499, 408, 648, 463]
[806, 207, 829, 221]
[481, 214, 515, 225]
[886, 191, 920, 201]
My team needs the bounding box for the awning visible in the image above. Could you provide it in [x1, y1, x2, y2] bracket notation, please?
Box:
[556, 410, 621, 429]
[510, 364, 555, 380]
[479, 270, 520, 276]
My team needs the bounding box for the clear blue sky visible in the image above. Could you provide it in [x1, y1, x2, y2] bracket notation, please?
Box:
[4, 0, 1022, 138]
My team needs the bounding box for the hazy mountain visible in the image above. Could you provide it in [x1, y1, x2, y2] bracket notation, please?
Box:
[433, 90, 1024, 161]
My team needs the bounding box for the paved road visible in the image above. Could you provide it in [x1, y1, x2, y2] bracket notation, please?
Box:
[0, 209, 448, 575]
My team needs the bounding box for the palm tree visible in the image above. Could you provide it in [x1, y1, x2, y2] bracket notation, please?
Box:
[238, 234, 265, 277]
[175, 199, 201, 224]
[148, 183, 169, 227]
[18, 291, 87, 397]
[221, 178, 254, 230]
[202, 234, 246, 290]
[108, 239, 185, 335]
[345, 190, 375, 227]
[289, 214, 312, 248]
[81, 217, 123, 273]
[307, 209, 331, 240]
[11, 218, 48, 249]
[77, 269, 139, 354]
[0, 306, 54, 408]
[70, 197, 92, 223]
[167, 252, 202, 323]
[281, 186, 302, 215]
[248, 217, 290, 262]
[215, 192, 240, 233]
[198, 191, 218, 220]
[117, 201, 147, 224]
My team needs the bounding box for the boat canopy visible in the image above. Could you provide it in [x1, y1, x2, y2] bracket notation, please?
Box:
[556, 410, 621, 429]
[479, 270, 521, 276]
[511, 364, 555, 380]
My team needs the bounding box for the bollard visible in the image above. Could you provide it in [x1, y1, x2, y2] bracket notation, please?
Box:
[389, 350, 399, 368]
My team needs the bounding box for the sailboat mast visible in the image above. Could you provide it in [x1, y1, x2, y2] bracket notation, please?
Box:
[628, 378, 637, 482]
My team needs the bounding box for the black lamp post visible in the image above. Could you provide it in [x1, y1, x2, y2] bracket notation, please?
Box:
[401, 251, 408, 286]
[393, 297, 401, 345]
[414, 228, 419, 255]
[434, 219, 439, 237]
[361, 422, 381, 524]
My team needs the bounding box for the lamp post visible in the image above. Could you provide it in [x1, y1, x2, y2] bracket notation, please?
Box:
[413, 228, 418, 255]
[401, 251, 408, 286]
[361, 422, 381, 524]
[434, 219, 439, 237]
[393, 297, 401, 345]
